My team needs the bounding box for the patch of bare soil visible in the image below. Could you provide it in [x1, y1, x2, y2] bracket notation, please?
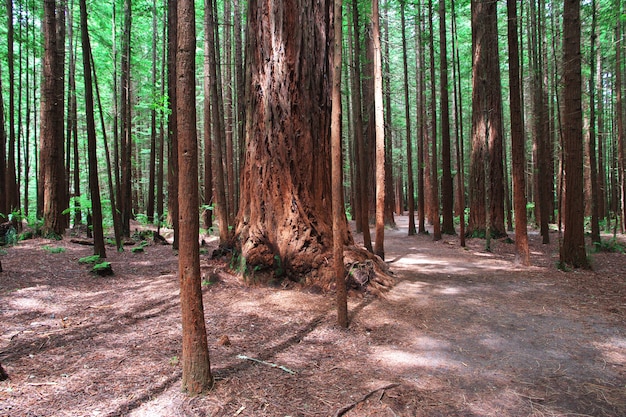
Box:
[1, 217, 625, 416]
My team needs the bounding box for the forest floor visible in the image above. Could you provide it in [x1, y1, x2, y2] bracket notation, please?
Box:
[0, 216, 625, 417]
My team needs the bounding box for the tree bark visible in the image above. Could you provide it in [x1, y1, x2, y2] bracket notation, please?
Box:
[177, 0, 213, 394]
[373, 0, 386, 258]
[617, 0, 626, 233]
[428, 0, 441, 241]
[439, 0, 455, 235]
[205, 0, 231, 244]
[0, 63, 7, 218]
[147, 0, 158, 224]
[167, 0, 179, 249]
[507, 0, 530, 265]
[350, 0, 373, 252]
[559, 0, 589, 269]
[234, 0, 353, 285]
[40, 0, 66, 237]
[6, 0, 19, 215]
[468, 0, 506, 239]
[587, 0, 601, 244]
[414, 3, 427, 234]
[120, 0, 133, 236]
[79, 0, 106, 258]
[401, 1, 416, 236]
[331, 0, 348, 327]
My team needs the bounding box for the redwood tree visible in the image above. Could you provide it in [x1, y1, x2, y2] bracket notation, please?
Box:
[234, 0, 353, 284]
[507, 0, 530, 265]
[177, 0, 213, 394]
[40, 0, 66, 237]
[79, 0, 106, 258]
[559, 0, 589, 269]
[468, 0, 506, 239]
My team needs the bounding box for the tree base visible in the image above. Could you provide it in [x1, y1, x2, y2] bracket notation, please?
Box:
[225, 244, 394, 296]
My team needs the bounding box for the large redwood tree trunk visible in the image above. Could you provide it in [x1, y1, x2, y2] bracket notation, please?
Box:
[560, 0, 589, 269]
[40, 0, 66, 237]
[467, 0, 506, 239]
[234, 0, 352, 285]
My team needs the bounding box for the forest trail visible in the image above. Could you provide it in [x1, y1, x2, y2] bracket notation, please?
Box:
[1, 216, 625, 416]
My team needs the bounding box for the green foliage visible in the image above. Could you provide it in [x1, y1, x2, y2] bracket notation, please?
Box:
[62, 195, 93, 215]
[132, 241, 149, 253]
[1, 228, 17, 246]
[79, 255, 102, 264]
[92, 261, 113, 276]
[42, 245, 66, 254]
[593, 238, 626, 254]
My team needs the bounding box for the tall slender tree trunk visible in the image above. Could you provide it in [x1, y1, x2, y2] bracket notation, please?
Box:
[373, 0, 386, 258]
[415, 2, 427, 234]
[167, 0, 179, 249]
[203, 7, 213, 231]
[40, 0, 66, 237]
[66, 5, 81, 226]
[0, 63, 7, 217]
[617, 0, 626, 233]
[223, 0, 236, 222]
[597, 46, 607, 223]
[177, 0, 213, 394]
[205, 0, 231, 244]
[157, 2, 167, 227]
[382, 2, 395, 227]
[588, 0, 601, 244]
[331, 0, 348, 328]
[507, 0, 530, 265]
[401, 1, 416, 236]
[439, 0, 454, 235]
[120, 0, 133, 236]
[351, 0, 373, 252]
[559, 0, 589, 269]
[79, 0, 106, 258]
[531, 0, 551, 243]
[91, 52, 122, 250]
[147, 0, 158, 224]
[451, 0, 465, 246]
[6, 0, 19, 215]
[428, 0, 441, 241]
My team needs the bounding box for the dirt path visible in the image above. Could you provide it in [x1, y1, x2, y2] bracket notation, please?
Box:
[1, 217, 625, 416]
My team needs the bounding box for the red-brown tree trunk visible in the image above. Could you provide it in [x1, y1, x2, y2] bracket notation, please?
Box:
[234, 0, 353, 285]
[177, 0, 213, 394]
[79, 0, 106, 258]
[40, 0, 66, 237]
[120, 0, 132, 236]
[373, 0, 386, 258]
[507, 0, 530, 265]
[401, 1, 416, 236]
[468, 0, 506, 239]
[559, 0, 589, 269]
[439, 0, 455, 235]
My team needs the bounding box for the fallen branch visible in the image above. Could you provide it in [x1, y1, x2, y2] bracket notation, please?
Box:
[236, 355, 296, 375]
[333, 383, 400, 417]
[70, 239, 94, 246]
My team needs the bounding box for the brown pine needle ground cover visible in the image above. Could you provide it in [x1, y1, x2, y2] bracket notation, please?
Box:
[1, 216, 625, 416]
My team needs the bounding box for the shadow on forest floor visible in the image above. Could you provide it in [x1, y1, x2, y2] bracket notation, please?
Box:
[1, 216, 625, 416]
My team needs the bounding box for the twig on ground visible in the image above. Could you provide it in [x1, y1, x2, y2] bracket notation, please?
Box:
[236, 355, 296, 375]
[333, 383, 400, 417]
